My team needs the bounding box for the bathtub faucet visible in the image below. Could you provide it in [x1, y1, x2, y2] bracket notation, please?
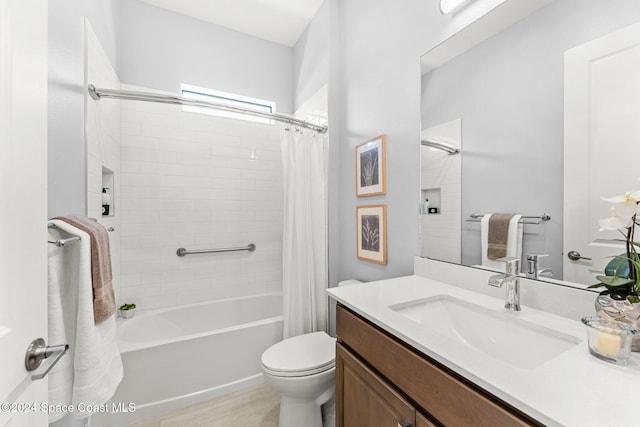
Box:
[487, 257, 521, 312]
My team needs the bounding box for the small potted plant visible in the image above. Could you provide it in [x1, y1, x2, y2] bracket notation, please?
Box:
[119, 303, 137, 319]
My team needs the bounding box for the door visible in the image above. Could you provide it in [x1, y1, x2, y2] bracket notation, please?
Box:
[0, 0, 49, 425]
[564, 22, 640, 284]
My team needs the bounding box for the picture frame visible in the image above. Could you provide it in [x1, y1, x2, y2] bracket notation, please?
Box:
[356, 204, 387, 264]
[355, 134, 386, 197]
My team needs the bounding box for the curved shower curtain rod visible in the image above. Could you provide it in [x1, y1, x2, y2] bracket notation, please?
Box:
[88, 84, 328, 134]
[420, 139, 461, 155]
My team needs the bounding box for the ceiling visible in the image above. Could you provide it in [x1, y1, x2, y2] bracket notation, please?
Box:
[138, 0, 325, 47]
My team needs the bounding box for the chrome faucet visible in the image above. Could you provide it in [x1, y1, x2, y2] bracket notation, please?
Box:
[525, 254, 550, 279]
[488, 257, 521, 311]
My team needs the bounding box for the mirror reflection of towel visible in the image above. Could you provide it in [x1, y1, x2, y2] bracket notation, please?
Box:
[487, 213, 515, 259]
[481, 213, 523, 271]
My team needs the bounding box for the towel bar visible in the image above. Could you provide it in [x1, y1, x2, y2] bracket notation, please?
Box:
[466, 213, 551, 225]
[47, 221, 115, 246]
[47, 223, 81, 247]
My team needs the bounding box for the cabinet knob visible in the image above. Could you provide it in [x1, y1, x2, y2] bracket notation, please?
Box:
[398, 420, 412, 427]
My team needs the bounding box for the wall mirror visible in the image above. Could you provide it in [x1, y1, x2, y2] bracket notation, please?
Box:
[419, 0, 640, 286]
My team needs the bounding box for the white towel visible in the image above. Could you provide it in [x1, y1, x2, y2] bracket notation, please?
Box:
[480, 213, 523, 271]
[48, 220, 123, 422]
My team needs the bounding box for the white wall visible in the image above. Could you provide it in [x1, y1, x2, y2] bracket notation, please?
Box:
[292, 0, 330, 112]
[85, 22, 122, 309]
[118, 85, 283, 309]
[117, 0, 294, 114]
[48, 0, 120, 217]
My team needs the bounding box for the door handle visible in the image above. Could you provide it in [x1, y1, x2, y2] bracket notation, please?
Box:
[567, 250, 592, 261]
[24, 338, 69, 380]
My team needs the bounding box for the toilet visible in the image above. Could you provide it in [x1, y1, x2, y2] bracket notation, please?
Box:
[261, 279, 362, 427]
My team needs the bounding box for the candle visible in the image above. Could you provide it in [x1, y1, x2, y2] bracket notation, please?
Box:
[597, 331, 621, 357]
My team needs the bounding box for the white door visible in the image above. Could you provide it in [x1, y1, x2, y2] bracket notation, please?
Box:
[0, 0, 50, 425]
[564, 22, 640, 285]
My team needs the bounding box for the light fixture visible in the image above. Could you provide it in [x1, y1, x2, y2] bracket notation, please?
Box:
[439, 0, 473, 15]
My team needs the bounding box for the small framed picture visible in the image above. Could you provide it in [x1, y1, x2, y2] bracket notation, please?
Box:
[356, 204, 387, 264]
[355, 135, 386, 197]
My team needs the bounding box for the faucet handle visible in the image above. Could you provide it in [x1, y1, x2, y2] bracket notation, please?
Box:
[526, 253, 549, 261]
[495, 257, 519, 274]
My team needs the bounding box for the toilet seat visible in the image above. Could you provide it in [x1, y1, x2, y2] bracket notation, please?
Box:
[261, 331, 336, 377]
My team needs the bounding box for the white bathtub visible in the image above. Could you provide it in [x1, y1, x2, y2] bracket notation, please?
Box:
[91, 294, 283, 426]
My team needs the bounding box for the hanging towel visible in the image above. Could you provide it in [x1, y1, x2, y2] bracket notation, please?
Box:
[487, 213, 515, 259]
[481, 213, 523, 270]
[47, 219, 123, 422]
[54, 215, 116, 323]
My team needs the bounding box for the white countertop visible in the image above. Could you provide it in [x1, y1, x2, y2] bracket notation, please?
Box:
[327, 275, 640, 427]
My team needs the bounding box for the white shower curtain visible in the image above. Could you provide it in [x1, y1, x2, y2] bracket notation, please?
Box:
[281, 127, 328, 339]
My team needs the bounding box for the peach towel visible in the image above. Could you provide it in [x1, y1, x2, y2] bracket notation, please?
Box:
[55, 215, 115, 323]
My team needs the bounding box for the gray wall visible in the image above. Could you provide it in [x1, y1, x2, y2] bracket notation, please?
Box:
[292, 0, 330, 112]
[48, 0, 120, 218]
[118, 0, 294, 113]
[421, 0, 640, 279]
[334, 0, 448, 282]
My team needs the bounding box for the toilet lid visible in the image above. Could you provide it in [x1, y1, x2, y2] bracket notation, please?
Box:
[261, 331, 336, 377]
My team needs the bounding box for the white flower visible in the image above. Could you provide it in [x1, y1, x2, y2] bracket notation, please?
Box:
[599, 189, 640, 231]
[599, 212, 633, 231]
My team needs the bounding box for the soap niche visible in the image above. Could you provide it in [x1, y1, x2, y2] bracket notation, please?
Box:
[421, 188, 441, 215]
[102, 166, 114, 217]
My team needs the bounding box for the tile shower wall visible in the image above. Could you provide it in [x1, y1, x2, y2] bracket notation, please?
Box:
[85, 21, 121, 299]
[420, 119, 462, 264]
[119, 85, 283, 309]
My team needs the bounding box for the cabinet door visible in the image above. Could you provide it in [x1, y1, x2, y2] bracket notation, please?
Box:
[336, 343, 415, 427]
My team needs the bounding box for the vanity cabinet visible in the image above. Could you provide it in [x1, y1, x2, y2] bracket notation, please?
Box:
[335, 304, 542, 427]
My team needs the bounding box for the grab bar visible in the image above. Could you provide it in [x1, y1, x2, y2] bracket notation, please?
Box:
[176, 243, 256, 257]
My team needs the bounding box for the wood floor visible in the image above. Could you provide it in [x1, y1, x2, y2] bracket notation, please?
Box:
[127, 383, 280, 427]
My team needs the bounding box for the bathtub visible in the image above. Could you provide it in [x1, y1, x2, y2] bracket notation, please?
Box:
[91, 294, 283, 426]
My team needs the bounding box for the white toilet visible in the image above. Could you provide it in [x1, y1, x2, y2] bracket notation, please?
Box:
[261, 279, 362, 427]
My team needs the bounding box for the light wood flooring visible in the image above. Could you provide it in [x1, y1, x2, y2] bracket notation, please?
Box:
[128, 383, 280, 427]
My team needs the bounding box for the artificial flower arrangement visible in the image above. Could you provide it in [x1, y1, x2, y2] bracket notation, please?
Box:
[590, 186, 640, 302]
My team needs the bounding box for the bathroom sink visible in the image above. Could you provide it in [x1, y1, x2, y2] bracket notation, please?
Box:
[389, 295, 580, 370]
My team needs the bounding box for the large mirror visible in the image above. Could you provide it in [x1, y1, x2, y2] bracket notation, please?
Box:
[419, 0, 640, 285]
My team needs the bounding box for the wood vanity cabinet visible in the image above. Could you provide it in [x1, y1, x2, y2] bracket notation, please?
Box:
[335, 304, 542, 427]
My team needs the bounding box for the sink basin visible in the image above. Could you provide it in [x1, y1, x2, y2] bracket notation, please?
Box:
[389, 295, 581, 370]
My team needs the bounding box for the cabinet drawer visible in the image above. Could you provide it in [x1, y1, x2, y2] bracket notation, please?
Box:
[336, 304, 540, 427]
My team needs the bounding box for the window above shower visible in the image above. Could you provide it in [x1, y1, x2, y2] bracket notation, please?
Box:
[180, 83, 276, 125]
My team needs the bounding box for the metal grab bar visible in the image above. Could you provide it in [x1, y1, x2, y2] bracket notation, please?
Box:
[466, 213, 551, 225]
[176, 243, 256, 257]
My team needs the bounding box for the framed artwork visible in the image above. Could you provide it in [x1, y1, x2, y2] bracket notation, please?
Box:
[356, 204, 387, 264]
[355, 135, 386, 197]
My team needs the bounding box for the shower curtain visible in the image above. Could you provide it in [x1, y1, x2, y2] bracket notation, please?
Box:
[281, 127, 328, 339]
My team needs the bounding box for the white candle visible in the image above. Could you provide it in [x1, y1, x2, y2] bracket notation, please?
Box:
[597, 331, 621, 357]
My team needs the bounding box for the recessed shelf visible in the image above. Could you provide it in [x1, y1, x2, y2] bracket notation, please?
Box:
[421, 188, 441, 214]
[102, 166, 114, 217]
